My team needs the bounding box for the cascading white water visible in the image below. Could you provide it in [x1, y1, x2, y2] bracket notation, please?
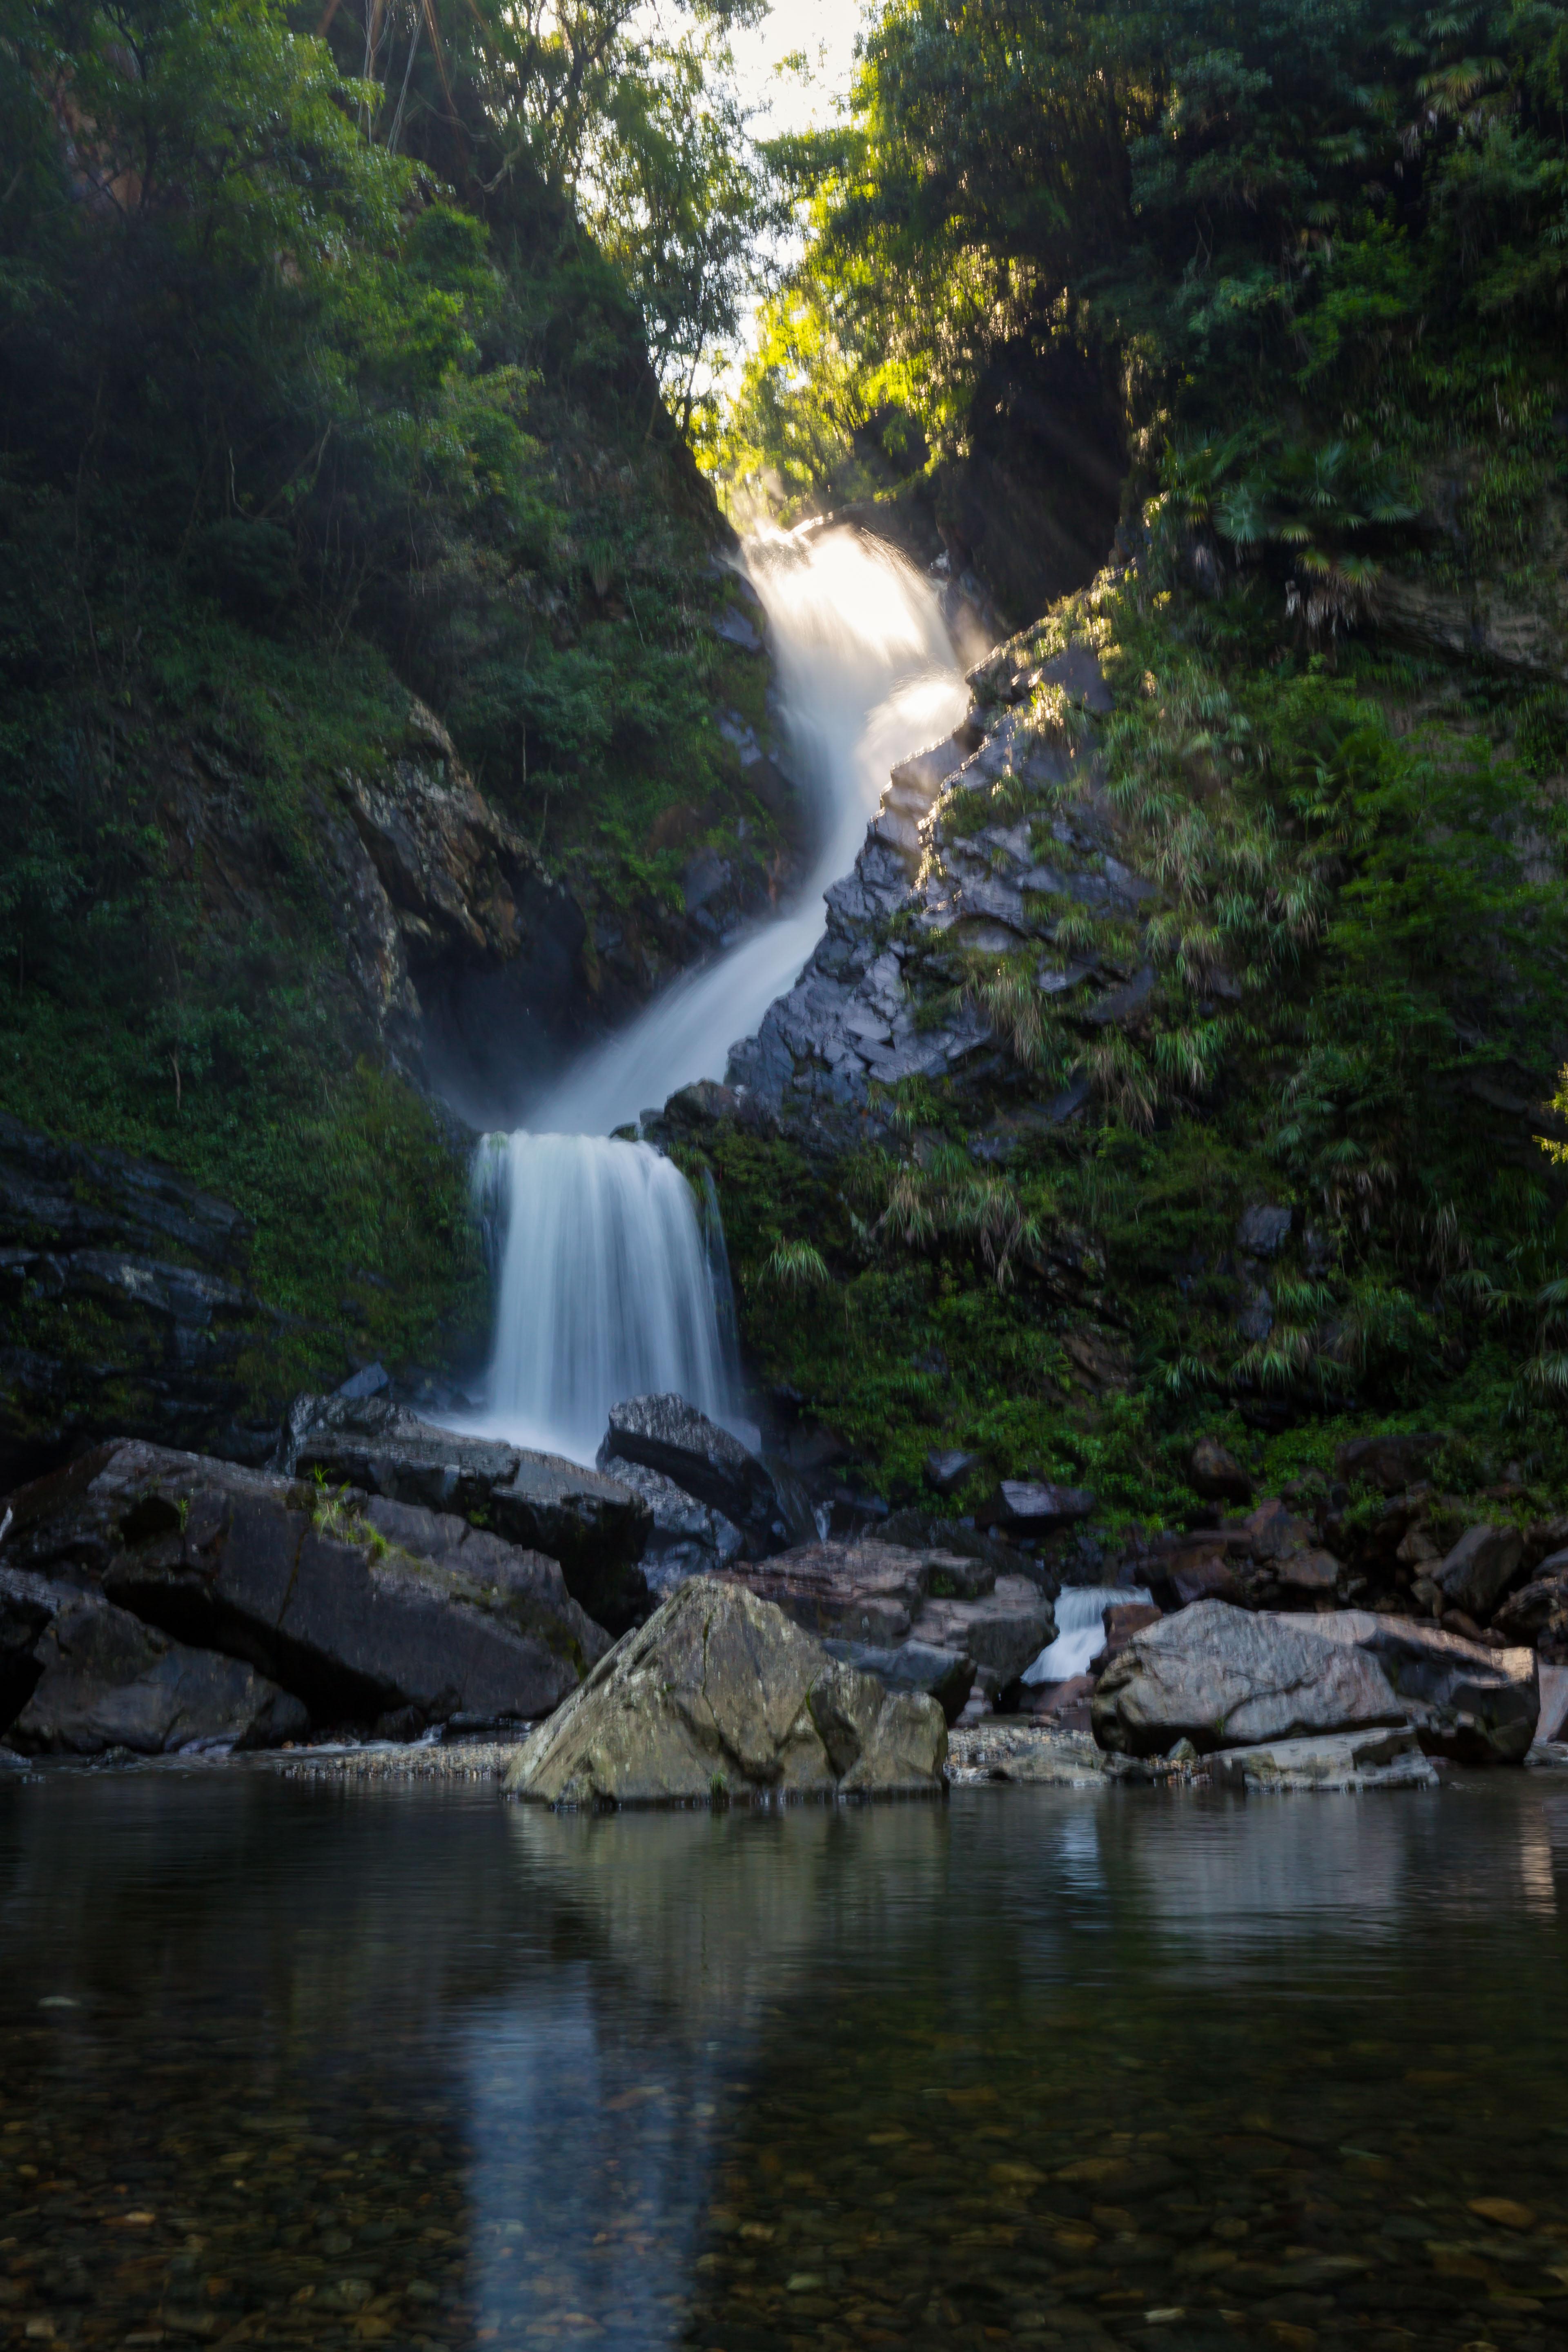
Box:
[472, 1131, 738, 1464]
[528, 527, 970, 1137]
[1021, 1587, 1155, 1685]
[475, 526, 969, 1463]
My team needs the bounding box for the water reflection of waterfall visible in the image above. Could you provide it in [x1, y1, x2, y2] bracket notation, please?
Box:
[473, 526, 969, 1462]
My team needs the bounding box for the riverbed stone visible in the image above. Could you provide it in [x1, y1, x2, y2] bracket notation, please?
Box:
[503, 1576, 947, 1806]
[283, 1391, 651, 1630]
[1091, 1600, 1408, 1756]
[5, 1591, 307, 1755]
[974, 1480, 1096, 1535]
[724, 1541, 930, 1642]
[4, 1441, 608, 1728]
[908, 1577, 1056, 1697]
[1187, 1437, 1252, 1503]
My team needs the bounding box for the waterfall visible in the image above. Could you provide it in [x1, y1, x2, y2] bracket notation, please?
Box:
[1021, 1587, 1155, 1685]
[527, 527, 969, 1137]
[472, 526, 969, 1464]
[475, 1132, 738, 1465]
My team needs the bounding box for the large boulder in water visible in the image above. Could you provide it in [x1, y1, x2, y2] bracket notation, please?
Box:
[6, 1588, 307, 1757]
[503, 1577, 948, 1806]
[1092, 1601, 1408, 1756]
[282, 1392, 652, 1631]
[1094, 1600, 1539, 1764]
[3, 1441, 610, 1731]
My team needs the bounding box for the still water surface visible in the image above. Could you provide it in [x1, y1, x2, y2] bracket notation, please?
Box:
[2, 1773, 1567, 2352]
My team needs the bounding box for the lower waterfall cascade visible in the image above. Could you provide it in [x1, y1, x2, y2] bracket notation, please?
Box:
[1021, 1587, 1156, 1686]
[474, 525, 967, 1464]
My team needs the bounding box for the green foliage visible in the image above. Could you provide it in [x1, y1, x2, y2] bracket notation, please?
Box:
[724, 0, 1568, 595]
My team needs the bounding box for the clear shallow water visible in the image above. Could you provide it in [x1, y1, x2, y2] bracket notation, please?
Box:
[3, 1775, 1568, 2352]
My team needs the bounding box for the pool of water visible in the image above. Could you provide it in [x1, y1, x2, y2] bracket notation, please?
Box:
[2, 1770, 1567, 2352]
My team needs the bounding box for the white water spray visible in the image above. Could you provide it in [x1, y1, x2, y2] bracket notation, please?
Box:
[1022, 1587, 1155, 1685]
[475, 527, 969, 1462]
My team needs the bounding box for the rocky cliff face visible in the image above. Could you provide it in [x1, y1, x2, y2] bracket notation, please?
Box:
[726, 636, 1152, 1150]
[0, 1114, 274, 1489]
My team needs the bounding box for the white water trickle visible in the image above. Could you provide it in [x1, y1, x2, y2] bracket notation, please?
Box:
[474, 526, 970, 1463]
[1021, 1587, 1155, 1685]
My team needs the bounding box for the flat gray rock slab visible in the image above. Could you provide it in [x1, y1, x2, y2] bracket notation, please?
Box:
[505, 1577, 947, 1808]
[1211, 1726, 1439, 1792]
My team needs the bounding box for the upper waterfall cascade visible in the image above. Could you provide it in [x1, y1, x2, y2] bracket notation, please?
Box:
[528, 527, 970, 1138]
[474, 526, 967, 1463]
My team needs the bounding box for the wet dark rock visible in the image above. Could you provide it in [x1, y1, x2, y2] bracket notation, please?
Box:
[1335, 1432, 1443, 1494]
[1432, 1521, 1524, 1621]
[5, 1441, 609, 1728]
[975, 1479, 1095, 1535]
[598, 1394, 785, 1555]
[1093, 1601, 1408, 1757]
[0, 1563, 63, 1723]
[597, 1454, 743, 1597]
[6, 1590, 307, 1756]
[0, 1113, 272, 1489]
[1095, 1601, 1163, 1671]
[723, 1539, 1053, 1707]
[1187, 1438, 1252, 1505]
[504, 1575, 947, 1805]
[822, 1638, 976, 1724]
[333, 698, 590, 1115]
[725, 1541, 934, 1644]
[909, 1579, 1055, 1699]
[1494, 1568, 1568, 1649]
[1236, 1204, 1292, 1257]
[284, 1392, 651, 1632]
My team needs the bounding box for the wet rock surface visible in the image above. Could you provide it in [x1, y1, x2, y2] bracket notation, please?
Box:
[7, 1590, 307, 1756]
[1094, 1599, 1540, 1764]
[596, 1453, 743, 1596]
[505, 1576, 948, 1806]
[283, 1391, 651, 1632]
[3, 1439, 611, 1740]
[0, 1112, 273, 1489]
[726, 648, 1160, 1137]
[596, 1394, 785, 1552]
